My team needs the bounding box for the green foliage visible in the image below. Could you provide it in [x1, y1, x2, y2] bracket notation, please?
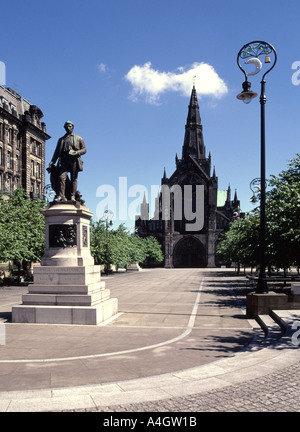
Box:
[216, 154, 300, 271]
[90, 220, 164, 270]
[216, 212, 259, 268]
[0, 188, 45, 268]
[143, 236, 164, 265]
[266, 154, 300, 269]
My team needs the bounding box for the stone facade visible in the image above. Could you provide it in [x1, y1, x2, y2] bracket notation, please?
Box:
[135, 86, 242, 268]
[0, 86, 50, 198]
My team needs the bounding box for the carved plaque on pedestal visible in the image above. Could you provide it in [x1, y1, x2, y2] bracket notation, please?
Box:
[49, 224, 77, 248]
[82, 225, 88, 247]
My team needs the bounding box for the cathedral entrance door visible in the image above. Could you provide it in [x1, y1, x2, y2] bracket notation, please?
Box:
[173, 236, 206, 268]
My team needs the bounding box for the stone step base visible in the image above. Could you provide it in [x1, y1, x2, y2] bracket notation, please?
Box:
[41, 257, 95, 267]
[246, 290, 300, 317]
[28, 281, 106, 295]
[22, 289, 111, 307]
[12, 298, 118, 325]
[33, 265, 102, 286]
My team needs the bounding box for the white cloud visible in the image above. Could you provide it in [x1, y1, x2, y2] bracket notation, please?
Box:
[98, 63, 108, 73]
[125, 62, 228, 104]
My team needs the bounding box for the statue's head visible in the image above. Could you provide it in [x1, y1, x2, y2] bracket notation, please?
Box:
[64, 121, 74, 134]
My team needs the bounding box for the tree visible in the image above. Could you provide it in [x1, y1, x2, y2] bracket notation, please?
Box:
[266, 154, 300, 272]
[142, 236, 164, 266]
[110, 224, 145, 269]
[0, 188, 45, 278]
[216, 213, 259, 272]
[217, 154, 300, 274]
[90, 219, 114, 272]
[90, 220, 164, 270]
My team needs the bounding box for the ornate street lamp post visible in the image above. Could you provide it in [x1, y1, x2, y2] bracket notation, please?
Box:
[250, 178, 261, 204]
[101, 210, 114, 275]
[237, 41, 277, 294]
[102, 209, 114, 230]
[43, 184, 55, 204]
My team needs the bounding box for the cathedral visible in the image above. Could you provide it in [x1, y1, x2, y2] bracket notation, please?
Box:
[135, 86, 241, 268]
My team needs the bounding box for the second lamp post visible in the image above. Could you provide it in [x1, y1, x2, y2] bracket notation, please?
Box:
[237, 41, 277, 294]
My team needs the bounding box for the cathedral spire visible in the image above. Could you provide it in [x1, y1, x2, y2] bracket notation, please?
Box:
[161, 167, 168, 185]
[182, 86, 205, 160]
[140, 192, 149, 221]
[213, 165, 217, 181]
[227, 184, 231, 202]
[234, 189, 238, 202]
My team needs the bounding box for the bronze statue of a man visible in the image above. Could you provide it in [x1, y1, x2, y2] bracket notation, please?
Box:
[48, 121, 86, 202]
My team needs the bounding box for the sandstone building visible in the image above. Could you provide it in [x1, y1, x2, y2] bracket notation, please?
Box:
[0, 86, 50, 198]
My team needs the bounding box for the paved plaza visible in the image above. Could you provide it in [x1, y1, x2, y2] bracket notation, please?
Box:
[0, 268, 299, 412]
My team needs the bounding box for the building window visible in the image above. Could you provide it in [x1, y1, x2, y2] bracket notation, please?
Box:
[17, 135, 20, 149]
[36, 182, 41, 197]
[7, 151, 11, 170]
[30, 138, 34, 153]
[0, 173, 2, 191]
[1, 97, 8, 110]
[6, 176, 12, 192]
[36, 141, 41, 157]
[30, 139, 42, 157]
[16, 154, 19, 172]
[0, 147, 3, 165]
[8, 128, 13, 145]
[0, 123, 3, 140]
[10, 103, 17, 116]
[31, 160, 35, 177]
[36, 162, 41, 179]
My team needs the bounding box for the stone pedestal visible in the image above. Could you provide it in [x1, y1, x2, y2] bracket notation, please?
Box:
[12, 203, 118, 325]
[246, 287, 300, 318]
[40, 202, 95, 267]
[127, 263, 142, 271]
[291, 283, 300, 295]
[246, 291, 287, 318]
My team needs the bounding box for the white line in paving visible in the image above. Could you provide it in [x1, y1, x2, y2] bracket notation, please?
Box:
[0, 279, 204, 364]
[101, 325, 247, 330]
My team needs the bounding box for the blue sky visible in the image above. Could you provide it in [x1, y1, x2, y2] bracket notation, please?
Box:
[1, 0, 300, 230]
